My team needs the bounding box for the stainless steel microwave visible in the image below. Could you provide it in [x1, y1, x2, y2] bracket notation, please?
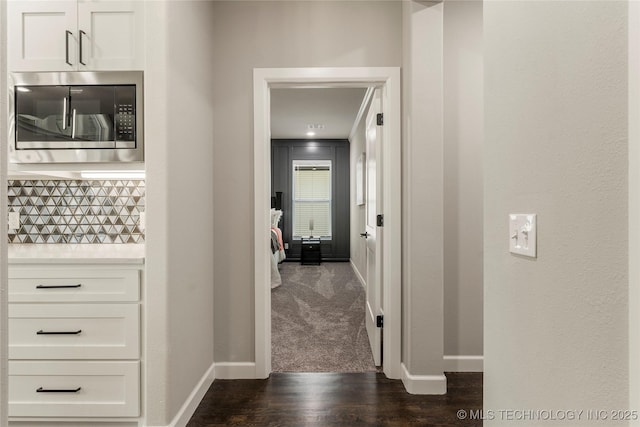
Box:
[9, 71, 143, 164]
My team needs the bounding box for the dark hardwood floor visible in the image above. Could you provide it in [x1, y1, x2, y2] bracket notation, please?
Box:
[187, 372, 483, 427]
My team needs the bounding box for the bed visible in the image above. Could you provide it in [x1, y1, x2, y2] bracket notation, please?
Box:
[270, 209, 286, 288]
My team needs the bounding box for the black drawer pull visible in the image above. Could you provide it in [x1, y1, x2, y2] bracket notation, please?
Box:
[37, 329, 82, 335]
[36, 284, 82, 289]
[37, 387, 81, 393]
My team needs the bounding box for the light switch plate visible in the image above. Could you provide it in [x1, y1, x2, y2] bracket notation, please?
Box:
[8, 211, 20, 231]
[509, 214, 537, 258]
[138, 212, 146, 231]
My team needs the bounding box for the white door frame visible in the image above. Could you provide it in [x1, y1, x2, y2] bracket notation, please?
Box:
[253, 67, 402, 379]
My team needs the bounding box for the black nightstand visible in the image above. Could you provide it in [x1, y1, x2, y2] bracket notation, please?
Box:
[301, 238, 321, 265]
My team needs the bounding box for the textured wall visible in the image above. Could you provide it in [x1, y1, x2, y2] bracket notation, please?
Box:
[484, 1, 628, 423]
[211, 0, 402, 363]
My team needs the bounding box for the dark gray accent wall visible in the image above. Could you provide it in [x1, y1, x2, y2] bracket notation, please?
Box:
[271, 139, 350, 261]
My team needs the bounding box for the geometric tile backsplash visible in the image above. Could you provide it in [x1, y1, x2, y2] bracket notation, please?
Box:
[8, 180, 145, 244]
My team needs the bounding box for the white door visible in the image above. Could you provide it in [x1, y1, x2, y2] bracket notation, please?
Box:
[8, 1, 78, 71]
[364, 89, 383, 366]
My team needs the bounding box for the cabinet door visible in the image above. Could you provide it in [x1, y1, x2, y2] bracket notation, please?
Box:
[77, 0, 144, 70]
[8, 1, 78, 71]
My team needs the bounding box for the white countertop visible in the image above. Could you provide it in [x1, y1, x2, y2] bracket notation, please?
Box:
[8, 244, 145, 264]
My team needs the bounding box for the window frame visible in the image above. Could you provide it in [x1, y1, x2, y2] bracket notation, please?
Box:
[291, 159, 332, 240]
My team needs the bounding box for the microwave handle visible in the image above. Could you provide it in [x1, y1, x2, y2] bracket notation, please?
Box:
[71, 109, 77, 139]
[62, 97, 67, 130]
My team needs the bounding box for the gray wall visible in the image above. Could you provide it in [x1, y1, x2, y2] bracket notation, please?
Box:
[443, 1, 483, 360]
[271, 140, 350, 261]
[484, 1, 628, 423]
[402, 0, 445, 378]
[630, 3, 640, 422]
[144, 1, 215, 424]
[211, 0, 402, 363]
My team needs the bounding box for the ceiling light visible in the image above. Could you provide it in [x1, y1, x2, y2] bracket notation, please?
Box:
[80, 170, 145, 179]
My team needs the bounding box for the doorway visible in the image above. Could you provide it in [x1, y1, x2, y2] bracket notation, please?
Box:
[269, 88, 375, 372]
[253, 67, 402, 379]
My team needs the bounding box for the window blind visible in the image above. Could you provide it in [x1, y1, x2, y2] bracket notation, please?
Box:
[293, 163, 331, 238]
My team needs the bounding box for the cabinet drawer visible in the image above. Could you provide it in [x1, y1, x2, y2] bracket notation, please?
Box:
[9, 268, 139, 302]
[9, 304, 139, 359]
[9, 361, 140, 418]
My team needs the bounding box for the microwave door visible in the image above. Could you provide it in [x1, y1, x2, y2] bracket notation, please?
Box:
[68, 86, 116, 148]
[15, 86, 73, 148]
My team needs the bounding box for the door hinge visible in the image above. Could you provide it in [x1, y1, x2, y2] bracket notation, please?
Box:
[376, 315, 384, 328]
[376, 113, 384, 126]
[377, 214, 384, 227]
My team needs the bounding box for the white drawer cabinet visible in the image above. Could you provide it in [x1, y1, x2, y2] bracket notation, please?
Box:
[9, 268, 139, 302]
[8, 263, 143, 421]
[9, 361, 140, 417]
[9, 303, 139, 359]
[8, 0, 144, 71]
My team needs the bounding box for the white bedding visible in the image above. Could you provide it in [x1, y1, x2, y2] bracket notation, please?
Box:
[270, 209, 285, 288]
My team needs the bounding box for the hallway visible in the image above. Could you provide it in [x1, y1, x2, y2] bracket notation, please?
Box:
[187, 372, 482, 426]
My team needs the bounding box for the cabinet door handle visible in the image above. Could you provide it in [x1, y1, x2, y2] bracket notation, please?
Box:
[37, 329, 82, 335]
[36, 284, 82, 289]
[37, 387, 81, 393]
[65, 30, 73, 66]
[360, 232, 369, 238]
[79, 30, 87, 65]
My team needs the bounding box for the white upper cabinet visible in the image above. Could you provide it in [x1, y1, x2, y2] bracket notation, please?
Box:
[8, 0, 144, 72]
[8, 1, 78, 71]
[76, 1, 144, 70]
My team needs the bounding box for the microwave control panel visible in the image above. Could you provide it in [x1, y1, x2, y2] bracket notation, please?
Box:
[116, 104, 135, 141]
[114, 85, 136, 147]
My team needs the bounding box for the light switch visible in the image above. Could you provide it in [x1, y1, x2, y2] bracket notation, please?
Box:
[509, 214, 537, 258]
[8, 211, 20, 231]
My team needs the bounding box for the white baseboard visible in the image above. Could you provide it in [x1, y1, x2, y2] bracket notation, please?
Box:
[443, 355, 483, 372]
[214, 362, 257, 379]
[166, 362, 215, 427]
[401, 363, 447, 395]
[350, 260, 366, 288]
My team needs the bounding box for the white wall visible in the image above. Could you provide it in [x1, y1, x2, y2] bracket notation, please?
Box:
[350, 108, 367, 283]
[484, 2, 628, 424]
[144, 1, 215, 424]
[0, 0, 7, 423]
[443, 1, 483, 365]
[211, 0, 402, 364]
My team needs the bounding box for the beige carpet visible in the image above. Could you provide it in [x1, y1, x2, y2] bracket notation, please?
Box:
[271, 262, 377, 372]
